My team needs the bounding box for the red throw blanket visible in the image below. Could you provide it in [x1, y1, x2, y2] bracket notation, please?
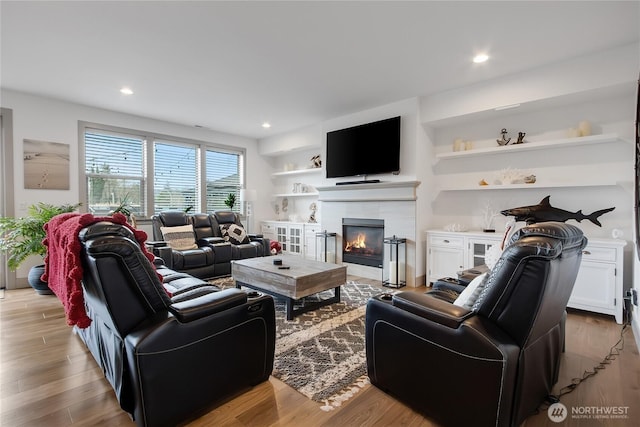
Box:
[42, 212, 154, 328]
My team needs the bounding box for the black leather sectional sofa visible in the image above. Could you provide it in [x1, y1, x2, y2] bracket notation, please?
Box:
[75, 220, 276, 426]
[151, 210, 271, 279]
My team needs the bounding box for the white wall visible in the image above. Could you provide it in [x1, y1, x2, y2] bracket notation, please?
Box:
[420, 43, 639, 125]
[259, 123, 323, 157]
[260, 44, 639, 289]
[0, 89, 268, 283]
[420, 42, 638, 306]
[258, 97, 432, 285]
[4, 43, 637, 297]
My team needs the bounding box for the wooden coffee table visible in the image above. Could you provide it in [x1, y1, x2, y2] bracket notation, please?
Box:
[231, 255, 347, 320]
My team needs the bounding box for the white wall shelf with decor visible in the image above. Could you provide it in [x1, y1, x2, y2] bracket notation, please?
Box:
[273, 191, 320, 198]
[271, 168, 321, 199]
[271, 168, 322, 178]
[438, 179, 620, 192]
[434, 133, 624, 160]
[422, 81, 633, 242]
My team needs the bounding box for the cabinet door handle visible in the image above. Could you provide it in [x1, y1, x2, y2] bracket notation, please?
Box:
[443, 239, 450, 243]
[582, 250, 591, 255]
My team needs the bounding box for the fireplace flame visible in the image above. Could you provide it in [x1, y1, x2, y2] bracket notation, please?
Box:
[344, 233, 367, 252]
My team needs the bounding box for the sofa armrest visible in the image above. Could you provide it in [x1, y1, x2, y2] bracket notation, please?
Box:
[391, 291, 473, 328]
[199, 236, 226, 245]
[169, 288, 247, 322]
[124, 293, 276, 427]
[248, 235, 271, 256]
[146, 240, 168, 248]
[155, 245, 174, 268]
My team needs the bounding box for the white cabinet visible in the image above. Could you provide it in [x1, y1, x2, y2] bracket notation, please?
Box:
[261, 222, 277, 243]
[468, 237, 502, 268]
[262, 221, 302, 255]
[303, 223, 322, 260]
[278, 223, 303, 255]
[427, 230, 627, 324]
[262, 221, 321, 258]
[426, 230, 501, 283]
[568, 238, 626, 324]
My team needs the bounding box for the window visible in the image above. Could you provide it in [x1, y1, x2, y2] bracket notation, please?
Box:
[205, 148, 242, 212]
[85, 130, 145, 216]
[81, 123, 245, 217]
[154, 141, 198, 213]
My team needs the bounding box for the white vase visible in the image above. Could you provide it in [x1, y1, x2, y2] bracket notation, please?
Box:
[578, 121, 591, 137]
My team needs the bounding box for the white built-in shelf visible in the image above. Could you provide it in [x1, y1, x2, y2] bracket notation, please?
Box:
[435, 133, 624, 160]
[271, 168, 322, 178]
[273, 192, 320, 198]
[439, 179, 620, 192]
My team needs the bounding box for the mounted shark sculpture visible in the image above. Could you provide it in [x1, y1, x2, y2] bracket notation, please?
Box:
[501, 195, 615, 227]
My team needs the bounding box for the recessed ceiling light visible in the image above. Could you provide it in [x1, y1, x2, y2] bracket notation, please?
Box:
[120, 87, 134, 95]
[473, 54, 489, 64]
[262, 122, 271, 129]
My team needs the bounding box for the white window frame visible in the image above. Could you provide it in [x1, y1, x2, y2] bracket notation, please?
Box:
[79, 121, 246, 217]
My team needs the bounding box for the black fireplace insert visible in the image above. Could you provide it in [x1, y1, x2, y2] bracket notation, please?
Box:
[342, 218, 384, 268]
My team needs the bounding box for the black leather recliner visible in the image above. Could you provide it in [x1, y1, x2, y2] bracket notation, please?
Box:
[209, 210, 271, 259]
[75, 221, 276, 427]
[366, 222, 587, 427]
[151, 210, 270, 279]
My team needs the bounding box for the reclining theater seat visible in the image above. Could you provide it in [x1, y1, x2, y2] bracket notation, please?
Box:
[366, 222, 587, 427]
[151, 210, 226, 279]
[208, 210, 271, 259]
[151, 210, 270, 279]
[75, 221, 276, 427]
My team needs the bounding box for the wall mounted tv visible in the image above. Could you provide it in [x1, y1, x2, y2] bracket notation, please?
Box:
[325, 116, 401, 183]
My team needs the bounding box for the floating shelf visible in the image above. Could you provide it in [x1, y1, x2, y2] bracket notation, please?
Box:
[439, 179, 620, 192]
[271, 168, 322, 178]
[435, 133, 624, 160]
[273, 192, 320, 198]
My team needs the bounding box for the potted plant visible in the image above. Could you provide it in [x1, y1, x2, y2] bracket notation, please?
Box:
[110, 194, 136, 227]
[0, 202, 81, 294]
[224, 193, 236, 210]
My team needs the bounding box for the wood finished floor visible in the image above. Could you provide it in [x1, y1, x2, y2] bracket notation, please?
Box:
[1, 279, 639, 427]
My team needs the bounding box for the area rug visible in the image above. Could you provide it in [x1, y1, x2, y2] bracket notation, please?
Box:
[209, 277, 395, 410]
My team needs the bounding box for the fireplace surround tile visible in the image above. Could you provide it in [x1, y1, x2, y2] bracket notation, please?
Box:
[317, 181, 419, 286]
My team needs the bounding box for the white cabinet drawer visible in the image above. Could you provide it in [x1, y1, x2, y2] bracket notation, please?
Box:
[262, 223, 276, 233]
[428, 235, 464, 248]
[581, 246, 616, 262]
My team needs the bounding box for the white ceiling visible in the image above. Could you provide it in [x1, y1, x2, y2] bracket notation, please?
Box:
[1, 1, 639, 139]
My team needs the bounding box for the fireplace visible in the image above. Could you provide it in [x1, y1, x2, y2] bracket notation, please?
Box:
[342, 218, 384, 268]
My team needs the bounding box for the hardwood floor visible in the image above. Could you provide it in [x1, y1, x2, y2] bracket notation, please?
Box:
[1, 281, 639, 426]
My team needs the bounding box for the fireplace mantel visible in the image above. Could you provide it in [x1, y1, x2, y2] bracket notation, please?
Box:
[317, 180, 420, 202]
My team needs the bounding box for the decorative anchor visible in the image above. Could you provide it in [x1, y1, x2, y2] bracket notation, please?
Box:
[497, 128, 511, 146]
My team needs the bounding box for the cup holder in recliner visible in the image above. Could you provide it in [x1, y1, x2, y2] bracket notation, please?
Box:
[379, 293, 393, 302]
[245, 290, 262, 299]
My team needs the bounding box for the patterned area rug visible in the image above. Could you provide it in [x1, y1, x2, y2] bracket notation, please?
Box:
[209, 277, 394, 410]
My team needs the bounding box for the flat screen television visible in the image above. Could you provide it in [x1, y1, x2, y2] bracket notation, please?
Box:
[325, 116, 400, 181]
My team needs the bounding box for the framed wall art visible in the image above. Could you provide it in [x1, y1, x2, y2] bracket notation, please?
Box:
[23, 139, 70, 190]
